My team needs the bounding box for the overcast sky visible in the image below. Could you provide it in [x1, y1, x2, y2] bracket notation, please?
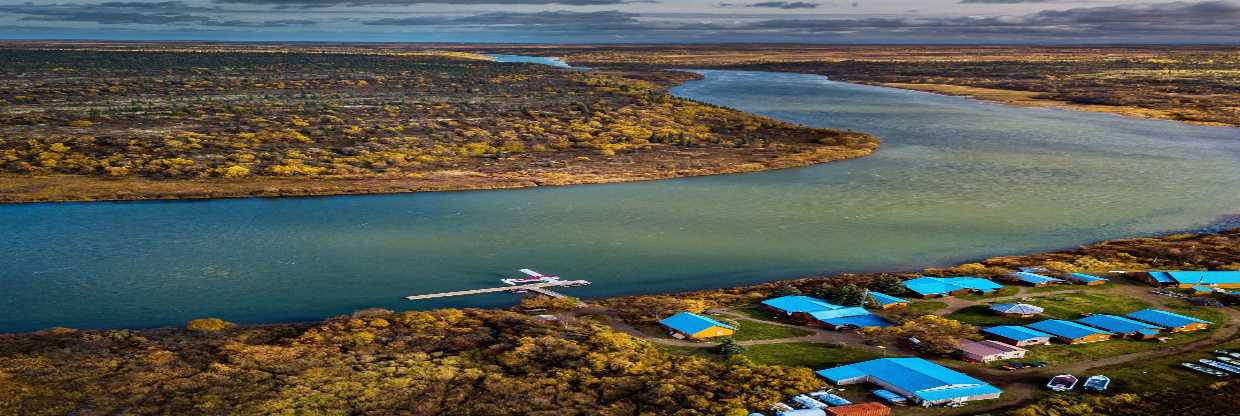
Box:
[0, 0, 1237, 43]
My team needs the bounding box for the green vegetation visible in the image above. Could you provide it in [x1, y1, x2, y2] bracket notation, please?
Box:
[729, 319, 813, 341]
[0, 309, 825, 415]
[1022, 292, 1150, 320]
[185, 317, 234, 332]
[743, 342, 883, 369]
[902, 300, 949, 316]
[958, 285, 1019, 300]
[945, 305, 1035, 327]
[0, 44, 878, 203]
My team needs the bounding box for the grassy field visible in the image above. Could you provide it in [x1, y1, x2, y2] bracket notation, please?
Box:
[1022, 292, 1151, 320]
[1025, 283, 1110, 293]
[903, 300, 949, 316]
[945, 305, 1038, 327]
[729, 319, 814, 341]
[743, 342, 885, 369]
[958, 286, 1019, 300]
[1093, 339, 1240, 394]
[732, 305, 783, 320]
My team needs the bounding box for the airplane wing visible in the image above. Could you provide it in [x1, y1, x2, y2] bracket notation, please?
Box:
[519, 269, 544, 277]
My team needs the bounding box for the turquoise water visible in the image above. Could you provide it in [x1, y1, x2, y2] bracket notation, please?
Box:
[1, 69, 1238, 333]
[488, 54, 571, 68]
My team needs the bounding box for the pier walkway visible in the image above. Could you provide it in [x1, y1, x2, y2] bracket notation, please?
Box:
[404, 280, 590, 301]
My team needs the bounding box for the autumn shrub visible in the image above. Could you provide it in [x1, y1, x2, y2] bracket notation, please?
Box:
[185, 317, 234, 332]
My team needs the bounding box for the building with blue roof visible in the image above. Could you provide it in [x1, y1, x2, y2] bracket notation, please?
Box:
[990, 303, 1043, 317]
[658, 312, 735, 340]
[1125, 309, 1211, 333]
[1076, 314, 1163, 338]
[816, 357, 1002, 406]
[868, 291, 909, 309]
[903, 277, 1003, 298]
[1026, 319, 1113, 344]
[982, 325, 1052, 346]
[1065, 273, 1108, 286]
[761, 295, 841, 316]
[1011, 272, 1065, 287]
[1145, 271, 1240, 288]
[808, 307, 893, 329]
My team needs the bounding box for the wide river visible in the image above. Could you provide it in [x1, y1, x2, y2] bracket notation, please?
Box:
[2, 63, 1238, 332]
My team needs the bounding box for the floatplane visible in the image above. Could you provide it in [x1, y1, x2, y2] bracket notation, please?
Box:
[404, 269, 590, 301]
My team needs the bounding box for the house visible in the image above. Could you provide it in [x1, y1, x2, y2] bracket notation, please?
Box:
[983, 325, 1053, 346]
[1189, 285, 1215, 295]
[1125, 309, 1211, 333]
[1065, 273, 1108, 286]
[762, 295, 840, 321]
[1075, 314, 1163, 339]
[1011, 272, 1065, 287]
[868, 292, 909, 309]
[989, 303, 1043, 318]
[1145, 271, 1240, 289]
[808, 307, 893, 330]
[956, 340, 1028, 362]
[658, 312, 735, 340]
[816, 357, 1002, 406]
[1026, 319, 1113, 344]
[825, 402, 891, 416]
[903, 277, 1003, 298]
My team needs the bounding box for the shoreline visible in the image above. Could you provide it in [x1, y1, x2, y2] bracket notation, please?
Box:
[874, 82, 1236, 128]
[0, 143, 874, 204]
[5, 225, 1235, 335]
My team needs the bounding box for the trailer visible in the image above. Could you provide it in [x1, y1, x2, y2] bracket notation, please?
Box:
[791, 395, 830, 409]
[808, 391, 852, 406]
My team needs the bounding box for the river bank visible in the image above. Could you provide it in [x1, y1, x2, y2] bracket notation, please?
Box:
[0, 44, 877, 204]
[2, 226, 1235, 415]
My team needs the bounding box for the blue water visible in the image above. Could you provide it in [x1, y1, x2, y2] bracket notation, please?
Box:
[1, 68, 1237, 333]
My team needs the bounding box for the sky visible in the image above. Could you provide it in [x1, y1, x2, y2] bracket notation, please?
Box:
[0, 0, 1237, 43]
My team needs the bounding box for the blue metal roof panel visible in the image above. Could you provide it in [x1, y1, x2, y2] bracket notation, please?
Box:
[1013, 272, 1065, 285]
[1126, 309, 1210, 327]
[1147, 272, 1175, 283]
[1027, 319, 1112, 339]
[913, 384, 1003, 402]
[1076, 314, 1162, 333]
[903, 277, 959, 296]
[871, 389, 904, 401]
[658, 312, 734, 335]
[761, 295, 841, 314]
[951, 277, 1004, 291]
[816, 366, 867, 383]
[990, 303, 1044, 314]
[809, 307, 871, 320]
[1166, 271, 1240, 286]
[869, 292, 908, 306]
[983, 325, 1052, 341]
[1067, 273, 1108, 283]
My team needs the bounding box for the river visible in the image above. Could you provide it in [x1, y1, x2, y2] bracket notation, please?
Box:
[1, 61, 1237, 332]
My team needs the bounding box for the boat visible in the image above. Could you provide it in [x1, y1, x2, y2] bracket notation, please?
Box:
[790, 395, 829, 409]
[1181, 362, 1228, 377]
[1046, 374, 1078, 391]
[1216, 356, 1240, 366]
[807, 391, 851, 406]
[1199, 359, 1240, 375]
[1082, 375, 1110, 391]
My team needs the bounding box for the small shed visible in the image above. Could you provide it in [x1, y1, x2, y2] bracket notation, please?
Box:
[658, 312, 736, 340]
[1066, 273, 1108, 286]
[1189, 285, 1214, 295]
[956, 340, 1028, 362]
[990, 303, 1044, 317]
[1125, 309, 1211, 333]
[1026, 319, 1113, 344]
[983, 325, 1053, 346]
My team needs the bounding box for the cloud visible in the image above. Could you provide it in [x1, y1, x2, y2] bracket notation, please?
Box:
[213, 0, 645, 7]
[364, 10, 642, 27]
[748, 1, 820, 9]
[958, 0, 1054, 3]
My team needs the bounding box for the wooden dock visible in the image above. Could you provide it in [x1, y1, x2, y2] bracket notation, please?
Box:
[404, 280, 590, 301]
